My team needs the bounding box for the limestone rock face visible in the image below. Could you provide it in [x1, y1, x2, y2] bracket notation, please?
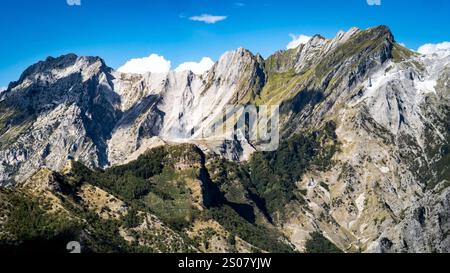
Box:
[0, 55, 121, 184]
[267, 27, 450, 253]
[1, 25, 450, 253]
[107, 47, 265, 165]
[0, 48, 265, 184]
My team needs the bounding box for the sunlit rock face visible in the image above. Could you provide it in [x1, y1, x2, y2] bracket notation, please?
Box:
[1, 26, 450, 253]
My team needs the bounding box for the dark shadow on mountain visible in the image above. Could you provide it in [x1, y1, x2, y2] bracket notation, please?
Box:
[226, 202, 256, 224]
[197, 149, 256, 224]
[247, 191, 273, 223]
[0, 231, 80, 254]
[116, 95, 162, 128]
[281, 89, 324, 114]
[11, 54, 79, 88]
[80, 76, 122, 167]
[279, 89, 325, 138]
[1, 67, 127, 167]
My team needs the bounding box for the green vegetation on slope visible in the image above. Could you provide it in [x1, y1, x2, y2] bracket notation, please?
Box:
[255, 69, 314, 106]
[209, 205, 293, 253]
[305, 232, 343, 253]
[246, 121, 339, 214]
[0, 119, 340, 253]
[72, 145, 202, 230]
[0, 189, 81, 252]
[391, 43, 417, 63]
[70, 144, 295, 253]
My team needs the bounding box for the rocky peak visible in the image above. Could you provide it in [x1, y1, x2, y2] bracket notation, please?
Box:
[2, 25, 450, 253]
[308, 34, 327, 46]
[371, 25, 394, 40]
[10, 54, 107, 89]
[2, 54, 112, 116]
[325, 27, 361, 52]
[18, 54, 79, 81]
[264, 26, 394, 76]
[204, 47, 266, 102]
[214, 48, 263, 78]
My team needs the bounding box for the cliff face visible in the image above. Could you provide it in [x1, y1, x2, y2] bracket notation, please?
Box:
[0, 55, 121, 184]
[1, 26, 450, 253]
[263, 27, 450, 253]
[0, 47, 267, 184]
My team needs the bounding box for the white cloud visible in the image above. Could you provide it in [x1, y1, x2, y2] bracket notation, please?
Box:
[189, 14, 227, 24]
[367, 0, 381, 5]
[417, 42, 450, 56]
[175, 57, 215, 75]
[287, 34, 312, 49]
[118, 54, 171, 74]
[66, 0, 81, 6]
[0, 87, 6, 93]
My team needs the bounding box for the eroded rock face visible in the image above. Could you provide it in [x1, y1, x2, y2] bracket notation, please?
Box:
[0, 55, 121, 184]
[1, 25, 450, 253]
[271, 28, 450, 252]
[0, 48, 265, 184]
[366, 187, 450, 253]
[107, 47, 265, 165]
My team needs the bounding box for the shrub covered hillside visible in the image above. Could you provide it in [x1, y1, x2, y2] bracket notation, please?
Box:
[0, 124, 341, 253]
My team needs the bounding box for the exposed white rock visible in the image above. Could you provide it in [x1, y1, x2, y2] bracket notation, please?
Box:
[1, 26, 450, 253]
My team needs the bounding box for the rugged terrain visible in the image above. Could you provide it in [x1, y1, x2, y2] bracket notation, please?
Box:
[1, 25, 450, 253]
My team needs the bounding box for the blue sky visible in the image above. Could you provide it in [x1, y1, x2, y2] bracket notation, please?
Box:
[0, 0, 449, 88]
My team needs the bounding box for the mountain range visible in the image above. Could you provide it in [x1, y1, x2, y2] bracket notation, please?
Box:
[1, 25, 450, 253]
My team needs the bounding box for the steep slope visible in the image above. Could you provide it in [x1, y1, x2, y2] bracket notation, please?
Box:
[0, 49, 265, 185]
[256, 27, 450, 252]
[0, 55, 121, 185]
[0, 145, 295, 253]
[107, 48, 265, 164]
[1, 25, 450, 253]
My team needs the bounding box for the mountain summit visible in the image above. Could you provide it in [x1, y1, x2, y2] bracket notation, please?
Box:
[1, 26, 450, 253]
